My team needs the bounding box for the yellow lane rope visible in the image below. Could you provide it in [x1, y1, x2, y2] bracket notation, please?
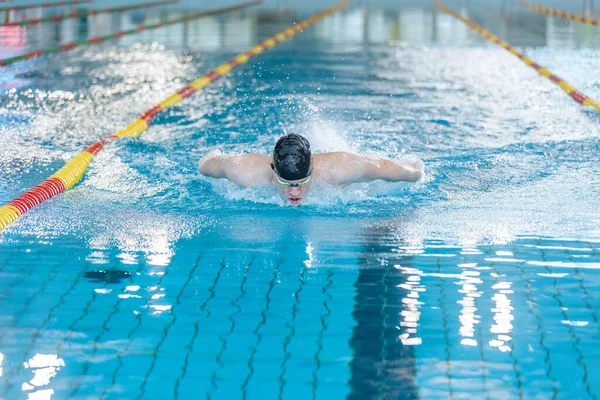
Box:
[434, 1, 600, 114]
[521, 2, 600, 27]
[0, 1, 349, 232]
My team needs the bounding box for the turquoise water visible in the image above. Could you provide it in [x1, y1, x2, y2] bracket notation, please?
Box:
[1, 5, 600, 399]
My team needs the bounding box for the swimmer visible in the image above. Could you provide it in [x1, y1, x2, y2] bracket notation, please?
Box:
[198, 133, 424, 206]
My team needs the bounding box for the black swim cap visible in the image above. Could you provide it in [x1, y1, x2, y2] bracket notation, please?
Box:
[272, 133, 312, 181]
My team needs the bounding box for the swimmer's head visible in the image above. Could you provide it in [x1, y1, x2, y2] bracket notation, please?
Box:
[272, 133, 312, 180]
[271, 133, 312, 206]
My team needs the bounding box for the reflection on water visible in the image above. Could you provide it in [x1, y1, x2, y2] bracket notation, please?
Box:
[325, 7, 598, 48]
[22, 353, 64, 398]
[457, 260, 482, 347]
[0, 5, 598, 64]
[0, 225, 598, 398]
[0, 6, 596, 94]
[489, 272, 514, 353]
[349, 224, 419, 400]
[0, 1, 599, 398]
[397, 264, 425, 346]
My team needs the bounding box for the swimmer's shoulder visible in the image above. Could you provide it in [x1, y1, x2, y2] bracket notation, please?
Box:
[312, 152, 351, 166]
[312, 152, 357, 185]
[205, 153, 273, 187]
[236, 154, 273, 185]
[239, 153, 271, 165]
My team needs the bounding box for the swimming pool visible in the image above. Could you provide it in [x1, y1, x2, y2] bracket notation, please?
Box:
[1, 3, 600, 399]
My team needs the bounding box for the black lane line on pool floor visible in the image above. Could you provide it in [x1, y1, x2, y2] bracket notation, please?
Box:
[348, 246, 418, 400]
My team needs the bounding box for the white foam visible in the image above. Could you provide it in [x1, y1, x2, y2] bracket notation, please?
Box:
[209, 177, 415, 208]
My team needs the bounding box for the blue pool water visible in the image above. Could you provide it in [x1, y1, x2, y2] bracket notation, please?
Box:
[1, 4, 600, 399]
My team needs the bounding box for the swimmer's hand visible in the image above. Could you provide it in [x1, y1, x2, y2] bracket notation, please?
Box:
[407, 158, 425, 182]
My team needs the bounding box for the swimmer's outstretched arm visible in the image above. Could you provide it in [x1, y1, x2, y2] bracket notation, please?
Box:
[318, 152, 424, 185]
[363, 156, 424, 183]
[198, 153, 272, 187]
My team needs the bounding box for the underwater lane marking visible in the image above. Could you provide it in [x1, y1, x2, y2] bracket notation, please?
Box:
[0, 0, 178, 27]
[434, 1, 600, 114]
[0, 0, 349, 232]
[0, 1, 261, 67]
[521, 2, 600, 27]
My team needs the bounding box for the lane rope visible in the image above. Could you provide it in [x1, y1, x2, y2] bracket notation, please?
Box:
[0, 0, 262, 67]
[521, 1, 600, 27]
[0, 0, 349, 232]
[0, 0, 94, 12]
[1, 0, 177, 27]
[434, 1, 600, 113]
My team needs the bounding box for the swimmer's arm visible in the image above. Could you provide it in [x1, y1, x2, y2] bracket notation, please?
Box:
[323, 152, 424, 185]
[363, 157, 424, 183]
[198, 153, 272, 187]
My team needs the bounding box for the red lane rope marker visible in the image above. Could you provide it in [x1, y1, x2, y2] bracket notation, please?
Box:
[521, 2, 600, 27]
[0, 0, 94, 12]
[0, 0, 261, 67]
[1, 0, 177, 27]
[0, 0, 349, 232]
[434, 1, 600, 113]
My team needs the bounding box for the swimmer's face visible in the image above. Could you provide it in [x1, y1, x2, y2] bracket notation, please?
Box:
[273, 173, 312, 206]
